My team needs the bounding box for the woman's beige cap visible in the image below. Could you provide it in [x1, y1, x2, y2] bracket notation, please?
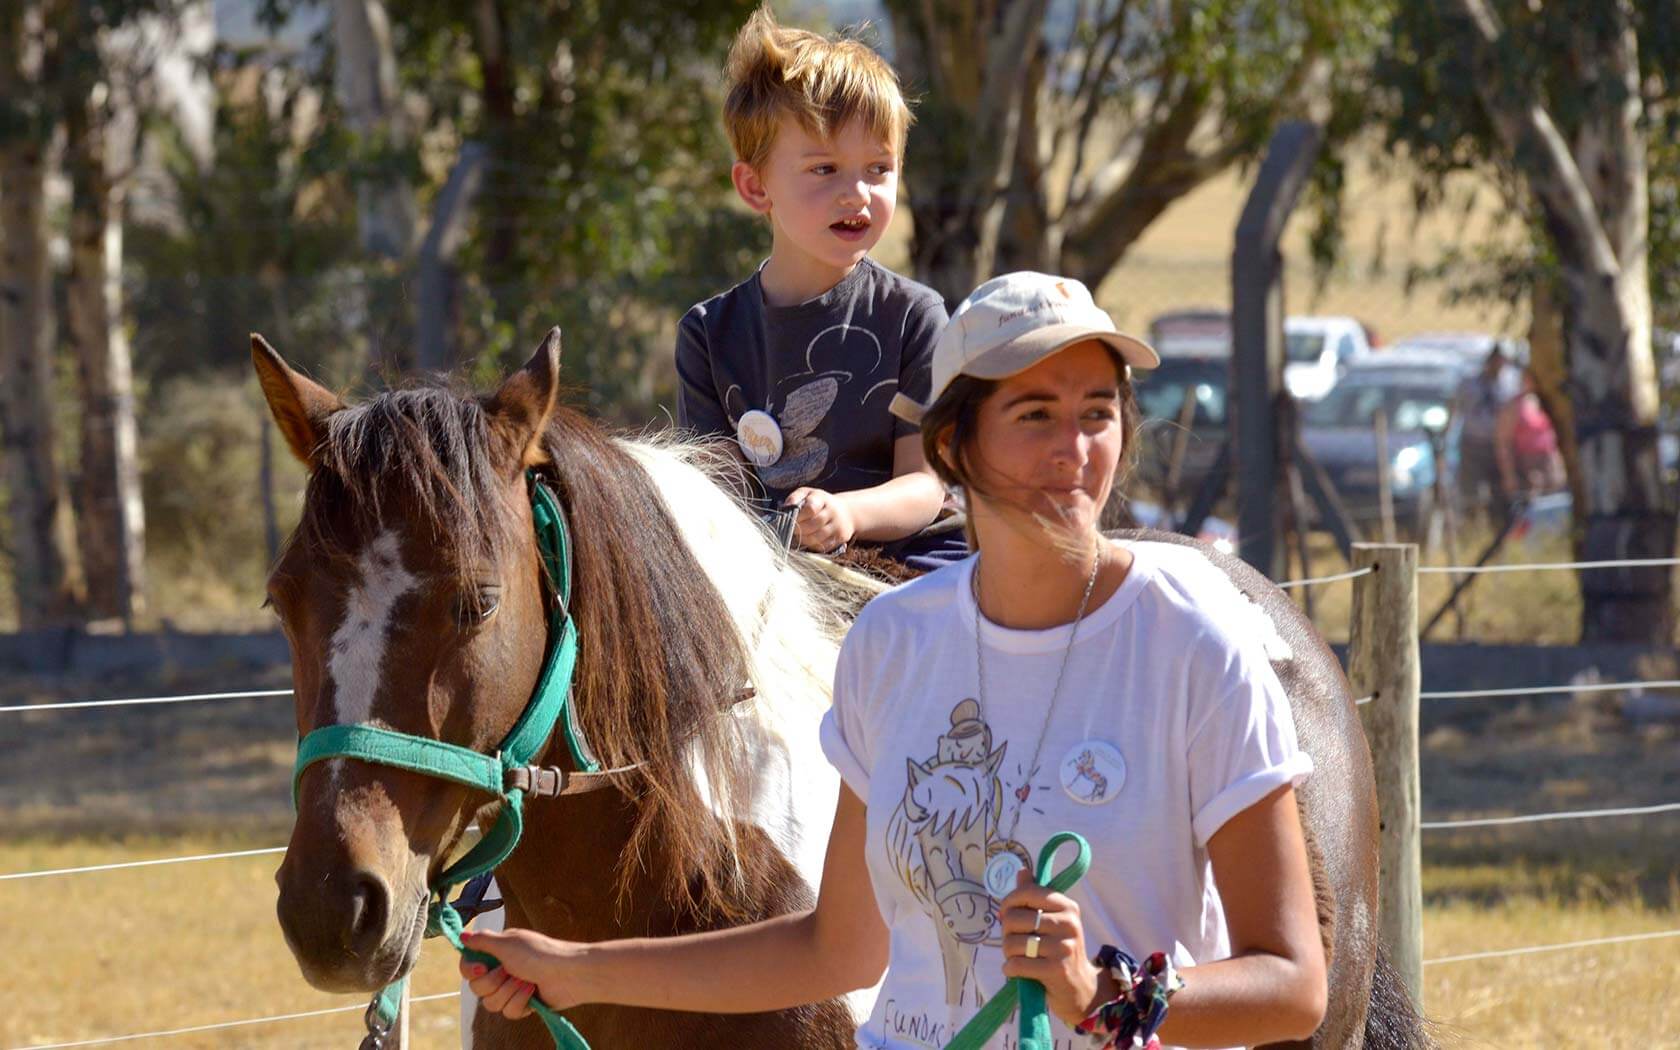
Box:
[890, 271, 1159, 425]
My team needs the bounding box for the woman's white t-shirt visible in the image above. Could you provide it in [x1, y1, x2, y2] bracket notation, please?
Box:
[819, 541, 1313, 1050]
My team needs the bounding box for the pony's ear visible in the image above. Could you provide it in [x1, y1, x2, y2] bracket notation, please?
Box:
[251, 334, 344, 466]
[488, 327, 562, 469]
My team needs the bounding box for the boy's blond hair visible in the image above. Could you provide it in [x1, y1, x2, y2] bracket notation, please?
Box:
[723, 5, 912, 170]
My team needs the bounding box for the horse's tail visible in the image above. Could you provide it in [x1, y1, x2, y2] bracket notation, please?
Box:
[1361, 946, 1437, 1050]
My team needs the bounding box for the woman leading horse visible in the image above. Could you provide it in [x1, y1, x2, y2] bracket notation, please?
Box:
[458, 274, 1430, 1049]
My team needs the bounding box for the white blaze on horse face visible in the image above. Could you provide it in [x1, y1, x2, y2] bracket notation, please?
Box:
[327, 529, 419, 735]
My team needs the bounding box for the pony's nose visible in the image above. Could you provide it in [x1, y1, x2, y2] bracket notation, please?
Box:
[276, 859, 401, 986]
[346, 869, 392, 955]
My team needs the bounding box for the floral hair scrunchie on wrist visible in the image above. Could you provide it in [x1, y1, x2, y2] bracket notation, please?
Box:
[1074, 946, 1185, 1050]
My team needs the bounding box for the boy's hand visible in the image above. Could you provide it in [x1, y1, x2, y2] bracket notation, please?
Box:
[460, 928, 588, 1019]
[785, 487, 855, 553]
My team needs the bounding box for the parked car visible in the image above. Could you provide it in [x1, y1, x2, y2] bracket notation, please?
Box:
[1388, 332, 1528, 372]
[1300, 356, 1461, 539]
[1284, 315, 1372, 401]
[1131, 354, 1229, 503]
[1147, 308, 1231, 357]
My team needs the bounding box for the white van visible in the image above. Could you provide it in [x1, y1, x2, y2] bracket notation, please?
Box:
[1284, 316, 1371, 401]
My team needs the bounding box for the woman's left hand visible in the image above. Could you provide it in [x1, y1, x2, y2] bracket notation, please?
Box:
[997, 873, 1105, 1028]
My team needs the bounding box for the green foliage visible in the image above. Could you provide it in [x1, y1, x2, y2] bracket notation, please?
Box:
[1367, 0, 1680, 333]
[139, 376, 306, 624]
[127, 54, 364, 389]
[373, 0, 768, 419]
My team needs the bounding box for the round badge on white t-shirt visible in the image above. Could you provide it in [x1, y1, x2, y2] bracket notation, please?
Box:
[1059, 740, 1125, 804]
[735, 409, 783, 466]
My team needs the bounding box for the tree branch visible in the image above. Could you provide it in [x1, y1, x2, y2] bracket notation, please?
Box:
[1061, 0, 1133, 217]
[1439, 0, 1619, 274]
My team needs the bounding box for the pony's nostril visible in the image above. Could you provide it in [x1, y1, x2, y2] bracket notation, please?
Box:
[345, 871, 391, 953]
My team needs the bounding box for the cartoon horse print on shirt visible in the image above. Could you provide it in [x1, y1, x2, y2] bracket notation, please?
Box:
[885, 700, 1012, 1007]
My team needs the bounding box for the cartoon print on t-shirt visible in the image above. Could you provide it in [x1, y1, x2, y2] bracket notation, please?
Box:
[757, 376, 837, 490]
[886, 699, 1040, 1007]
[727, 322, 897, 492]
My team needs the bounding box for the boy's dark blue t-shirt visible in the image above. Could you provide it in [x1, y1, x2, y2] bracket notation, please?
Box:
[675, 258, 948, 505]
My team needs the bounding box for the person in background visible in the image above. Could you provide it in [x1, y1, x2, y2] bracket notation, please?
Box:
[1497, 367, 1565, 498]
[1453, 345, 1523, 520]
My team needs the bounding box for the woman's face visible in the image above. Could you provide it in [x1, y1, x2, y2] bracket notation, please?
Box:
[958, 340, 1125, 537]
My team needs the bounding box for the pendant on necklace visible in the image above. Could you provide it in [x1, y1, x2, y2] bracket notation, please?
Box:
[983, 841, 1033, 899]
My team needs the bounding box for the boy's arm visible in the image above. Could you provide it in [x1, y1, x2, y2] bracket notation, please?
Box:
[838, 435, 944, 541]
[789, 436, 943, 549]
[674, 307, 732, 438]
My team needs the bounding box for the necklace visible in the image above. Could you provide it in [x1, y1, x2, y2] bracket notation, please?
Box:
[973, 537, 1104, 900]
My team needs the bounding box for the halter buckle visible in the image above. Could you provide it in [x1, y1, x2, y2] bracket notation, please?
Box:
[505, 764, 567, 797]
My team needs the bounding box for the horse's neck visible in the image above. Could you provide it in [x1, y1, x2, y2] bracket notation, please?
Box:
[492, 792, 641, 940]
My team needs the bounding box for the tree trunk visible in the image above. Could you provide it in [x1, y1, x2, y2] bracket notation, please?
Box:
[995, 39, 1054, 274]
[1526, 276, 1586, 561]
[0, 3, 79, 627]
[470, 0, 521, 327]
[332, 0, 414, 260]
[1444, 0, 1674, 643]
[1560, 254, 1673, 643]
[64, 78, 146, 626]
[887, 0, 1047, 308]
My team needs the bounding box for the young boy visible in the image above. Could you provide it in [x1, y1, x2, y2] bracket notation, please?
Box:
[675, 6, 957, 564]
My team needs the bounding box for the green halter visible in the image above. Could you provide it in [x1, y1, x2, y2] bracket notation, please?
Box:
[291, 472, 596, 1050]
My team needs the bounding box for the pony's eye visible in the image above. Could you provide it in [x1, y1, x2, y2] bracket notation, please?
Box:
[455, 585, 502, 628]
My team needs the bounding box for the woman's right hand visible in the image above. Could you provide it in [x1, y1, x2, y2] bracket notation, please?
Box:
[459, 927, 588, 1019]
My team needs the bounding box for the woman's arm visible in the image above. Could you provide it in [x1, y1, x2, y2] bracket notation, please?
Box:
[1154, 783, 1327, 1046]
[462, 785, 887, 1018]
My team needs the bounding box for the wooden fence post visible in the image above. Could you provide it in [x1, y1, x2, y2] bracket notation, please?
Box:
[1347, 542, 1423, 1003]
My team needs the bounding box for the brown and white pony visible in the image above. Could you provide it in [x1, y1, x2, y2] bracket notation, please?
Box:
[255, 332, 1430, 1049]
[258, 331, 859, 1048]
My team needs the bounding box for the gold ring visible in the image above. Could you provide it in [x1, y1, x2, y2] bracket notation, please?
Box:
[1025, 934, 1041, 960]
[1031, 908, 1044, 933]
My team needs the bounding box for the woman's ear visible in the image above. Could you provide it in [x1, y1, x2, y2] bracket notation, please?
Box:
[934, 427, 957, 472]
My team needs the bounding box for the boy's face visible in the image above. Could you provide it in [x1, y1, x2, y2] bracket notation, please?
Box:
[735, 115, 898, 277]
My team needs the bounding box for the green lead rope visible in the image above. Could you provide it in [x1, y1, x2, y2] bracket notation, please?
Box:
[943, 832, 1092, 1050]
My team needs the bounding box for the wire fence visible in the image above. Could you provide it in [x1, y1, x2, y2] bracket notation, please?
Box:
[3, 550, 1677, 1047]
[4, 992, 461, 1050]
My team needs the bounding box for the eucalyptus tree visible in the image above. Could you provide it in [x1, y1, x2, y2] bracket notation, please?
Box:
[0, 0, 77, 626]
[1378, 0, 1678, 642]
[885, 0, 1384, 306]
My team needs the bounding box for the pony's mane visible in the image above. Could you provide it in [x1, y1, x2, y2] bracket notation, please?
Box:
[297, 382, 858, 919]
[534, 406, 776, 916]
[297, 384, 518, 583]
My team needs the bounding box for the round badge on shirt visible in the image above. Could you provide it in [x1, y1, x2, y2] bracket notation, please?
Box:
[1059, 740, 1125, 804]
[736, 409, 783, 467]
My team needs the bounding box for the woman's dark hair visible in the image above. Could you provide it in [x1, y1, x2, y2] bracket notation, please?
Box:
[919, 346, 1141, 503]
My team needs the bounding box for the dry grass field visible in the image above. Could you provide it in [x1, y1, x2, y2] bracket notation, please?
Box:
[3, 623, 1677, 1049]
